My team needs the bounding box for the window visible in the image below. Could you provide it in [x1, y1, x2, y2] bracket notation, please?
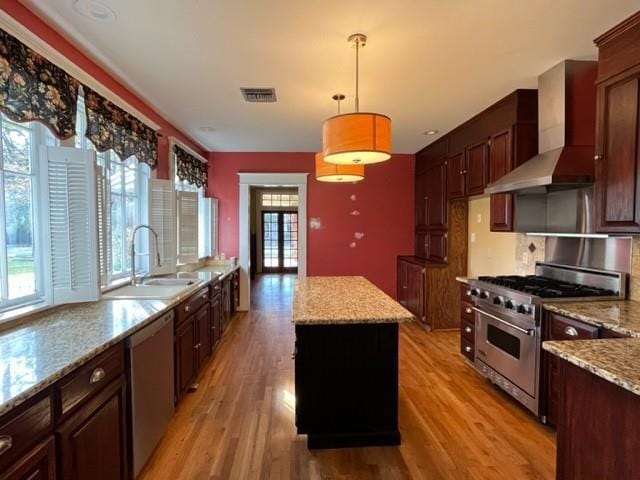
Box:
[0, 114, 55, 312]
[75, 97, 150, 284]
[174, 151, 215, 261]
[261, 192, 298, 207]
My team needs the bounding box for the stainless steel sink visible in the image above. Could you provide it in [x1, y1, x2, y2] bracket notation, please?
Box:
[142, 278, 196, 287]
[103, 279, 202, 300]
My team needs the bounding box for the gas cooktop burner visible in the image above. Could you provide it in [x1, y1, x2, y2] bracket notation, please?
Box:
[476, 275, 617, 298]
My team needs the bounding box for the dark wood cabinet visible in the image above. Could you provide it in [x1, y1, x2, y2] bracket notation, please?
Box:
[415, 170, 427, 229]
[556, 360, 640, 479]
[196, 304, 211, 368]
[425, 159, 448, 229]
[397, 258, 425, 324]
[56, 376, 127, 480]
[175, 317, 197, 399]
[209, 293, 222, 352]
[0, 437, 56, 480]
[425, 230, 447, 263]
[595, 12, 640, 233]
[465, 141, 488, 196]
[458, 283, 475, 362]
[447, 152, 466, 199]
[488, 129, 514, 231]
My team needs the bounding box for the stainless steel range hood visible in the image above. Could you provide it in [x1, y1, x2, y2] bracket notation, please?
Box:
[485, 60, 597, 195]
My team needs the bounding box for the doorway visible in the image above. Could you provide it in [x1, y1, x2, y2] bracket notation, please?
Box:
[238, 173, 308, 311]
[262, 211, 298, 273]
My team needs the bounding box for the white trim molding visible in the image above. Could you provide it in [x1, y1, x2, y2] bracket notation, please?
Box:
[237, 172, 308, 311]
[0, 10, 162, 130]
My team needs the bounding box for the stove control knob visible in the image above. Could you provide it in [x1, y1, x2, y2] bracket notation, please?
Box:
[479, 290, 490, 299]
[470, 288, 480, 297]
[504, 299, 515, 310]
[493, 296, 504, 306]
[518, 304, 532, 315]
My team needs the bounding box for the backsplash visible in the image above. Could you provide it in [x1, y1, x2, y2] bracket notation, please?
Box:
[515, 235, 546, 275]
[630, 238, 640, 301]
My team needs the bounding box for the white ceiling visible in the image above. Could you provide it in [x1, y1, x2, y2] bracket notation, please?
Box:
[20, 0, 640, 153]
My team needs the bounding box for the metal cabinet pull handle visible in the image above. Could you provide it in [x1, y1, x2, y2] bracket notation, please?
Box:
[465, 307, 472, 314]
[564, 326, 579, 337]
[291, 345, 297, 359]
[464, 346, 472, 353]
[201, 293, 207, 299]
[466, 289, 472, 296]
[0, 435, 12, 455]
[90, 368, 105, 385]
[464, 326, 472, 334]
[185, 305, 191, 312]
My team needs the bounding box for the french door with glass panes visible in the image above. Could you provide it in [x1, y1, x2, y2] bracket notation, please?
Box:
[262, 211, 298, 273]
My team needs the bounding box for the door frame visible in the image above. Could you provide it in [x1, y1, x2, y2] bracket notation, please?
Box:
[261, 210, 299, 273]
[238, 173, 308, 310]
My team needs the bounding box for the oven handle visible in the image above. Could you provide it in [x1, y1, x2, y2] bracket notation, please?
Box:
[472, 307, 536, 337]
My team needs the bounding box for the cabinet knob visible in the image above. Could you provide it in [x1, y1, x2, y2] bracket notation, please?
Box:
[465, 307, 472, 314]
[185, 305, 191, 312]
[564, 326, 579, 337]
[0, 435, 12, 455]
[89, 368, 105, 385]
[202, 293, 207, 299]
[465, 326, 472, 334]
[464, 346, 472, 353]
[594, 154, 602, 161]
[466, 289, 472, 296]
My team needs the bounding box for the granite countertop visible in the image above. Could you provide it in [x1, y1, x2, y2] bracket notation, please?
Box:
[292, 276, 414, 325]
[0, 265, 239, 417]
[543, 338, 640, 396]
[543, 300, 640, 338]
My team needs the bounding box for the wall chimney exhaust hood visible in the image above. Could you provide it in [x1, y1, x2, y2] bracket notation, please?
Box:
[485, 60, 597, 195]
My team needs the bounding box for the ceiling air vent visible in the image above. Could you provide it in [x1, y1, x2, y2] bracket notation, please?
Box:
[241, 87, 277, 103]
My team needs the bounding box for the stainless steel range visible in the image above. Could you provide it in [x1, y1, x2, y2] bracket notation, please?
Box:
[466, 262, 626, 418]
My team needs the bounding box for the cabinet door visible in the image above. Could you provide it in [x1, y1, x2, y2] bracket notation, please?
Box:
[488, 129, 514, 231]
[405, 262, 426, 324]
[397, 260, 408, 306]
[196, 304, 211, 368]
[427, 231, 447, 263]
[447, 152, 466, 199]
[210, 296, 221, 348]
[0, 437, 55, 480]
[175, 318, 196, 398]
[56, 377, 127, 480]
[466, 141, 488, 196]
[414, 230, 428, 259]
[415, 170, 428, 229]
[595, 71, 640, 232]
[424, 158, 448, 229]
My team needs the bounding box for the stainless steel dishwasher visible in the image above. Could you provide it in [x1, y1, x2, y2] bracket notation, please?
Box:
[127, 311, 175, 477]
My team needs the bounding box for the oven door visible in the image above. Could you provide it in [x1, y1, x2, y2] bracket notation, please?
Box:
[474, 307, 538, 397]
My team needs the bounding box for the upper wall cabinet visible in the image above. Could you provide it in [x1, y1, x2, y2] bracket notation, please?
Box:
[594, 11, 640, 233]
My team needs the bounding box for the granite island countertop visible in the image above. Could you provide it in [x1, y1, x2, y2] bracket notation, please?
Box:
[543, 300, 640, 338]
[292, 276, 414, 325]
[0, 265, 239, 416]
[543, 338, 640, 396]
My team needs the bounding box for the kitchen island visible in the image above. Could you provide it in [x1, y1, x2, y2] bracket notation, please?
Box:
[292, 276, 414, 449]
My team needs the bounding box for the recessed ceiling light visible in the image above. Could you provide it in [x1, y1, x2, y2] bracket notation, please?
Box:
[424, 130, 439, 135]
[199, 126, 216, 133]
[72, 0, 116, 23]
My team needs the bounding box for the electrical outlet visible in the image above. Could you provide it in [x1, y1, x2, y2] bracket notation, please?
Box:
[470, 232, 476, 243]
[522, 252, 528, 264]
[476, 213, 482, 223]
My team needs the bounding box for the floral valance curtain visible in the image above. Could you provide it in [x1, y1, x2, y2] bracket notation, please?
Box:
[175, 145, 207, 188]
[84, 86, 157, 169]
[0, 28, 79, 139]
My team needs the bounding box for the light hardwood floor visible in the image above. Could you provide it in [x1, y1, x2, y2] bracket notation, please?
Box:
[139, 274, 556, 480]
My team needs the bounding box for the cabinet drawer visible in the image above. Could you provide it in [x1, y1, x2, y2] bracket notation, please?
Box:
[209, 281, 222, 299]
[55, 343, 124, 418]
[176, 287, 210, 326]
[461, 303, 474, 322]
[461, 338, 474, 362]
[459, 283, 473, 300]
[0, 394, 52, 472]
[0, 435, 56, 480]
[461, 319, 475, 342]
[549, 313, 599, 340]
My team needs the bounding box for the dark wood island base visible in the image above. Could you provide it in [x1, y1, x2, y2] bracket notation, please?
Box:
[294, 323, 400, 450]
[291, 276, 413, 450]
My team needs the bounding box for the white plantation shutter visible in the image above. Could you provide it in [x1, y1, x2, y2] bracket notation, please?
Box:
[148, 179, 177, 275]
[40, 146, 100, 304]
[211, 198, 218, 256]
[177, 191, 199, 263]
[95, 165, 110, 287]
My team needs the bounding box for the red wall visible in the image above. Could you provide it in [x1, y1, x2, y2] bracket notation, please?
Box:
[2, 0, 206, 174]
[207, 152, 415, 297]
